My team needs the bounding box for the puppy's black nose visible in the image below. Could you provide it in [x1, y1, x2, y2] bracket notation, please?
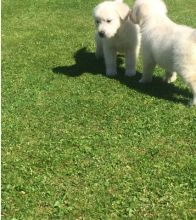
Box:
[99, 31, 105, 38]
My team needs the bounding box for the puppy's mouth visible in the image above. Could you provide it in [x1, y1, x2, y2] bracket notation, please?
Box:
[98, 31, 115, 39]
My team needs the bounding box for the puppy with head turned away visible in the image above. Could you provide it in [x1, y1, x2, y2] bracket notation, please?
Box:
[93, 0, 140, 77]
[131, 0, 196, 106]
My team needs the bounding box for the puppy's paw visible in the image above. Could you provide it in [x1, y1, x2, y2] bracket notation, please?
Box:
[189, 98, 196, 107]
[139, 77, 152, 83]
[163, 73, 177, 83]
[125, 70, 136, 77]
[106, 70, 117, 77]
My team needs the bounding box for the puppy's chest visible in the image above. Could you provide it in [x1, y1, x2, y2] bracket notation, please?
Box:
[113, 36, 130, 52]
[115, 40, 127, 51]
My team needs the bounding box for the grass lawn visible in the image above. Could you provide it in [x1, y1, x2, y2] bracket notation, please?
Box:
[2, 0, 196, 219]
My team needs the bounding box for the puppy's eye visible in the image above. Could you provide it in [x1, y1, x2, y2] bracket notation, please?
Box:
[106, 19, 112, 23]
[96, 20, 100, 24]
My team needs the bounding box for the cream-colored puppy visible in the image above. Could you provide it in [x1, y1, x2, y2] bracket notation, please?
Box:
[93, 0, 140, 77]
[131, 0, 196, 105]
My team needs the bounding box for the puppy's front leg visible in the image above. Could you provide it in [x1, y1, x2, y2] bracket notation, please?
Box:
[125, 49, 136, 77]
[103, 45, 117, 76]
[140, 54, 155, 83]
[95, 33, 104, 59]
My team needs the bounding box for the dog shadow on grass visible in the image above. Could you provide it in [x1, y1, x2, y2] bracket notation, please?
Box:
[52, 47, 191, 105]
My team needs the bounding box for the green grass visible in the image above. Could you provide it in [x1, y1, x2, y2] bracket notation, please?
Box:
[2, 0, 196, 219]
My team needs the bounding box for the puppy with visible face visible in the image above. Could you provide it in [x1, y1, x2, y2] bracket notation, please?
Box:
[93, 0, 140, 77]
[131, 0, 196, 106]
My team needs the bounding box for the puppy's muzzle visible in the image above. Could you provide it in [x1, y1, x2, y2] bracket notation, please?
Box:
[99, 31, 105, 38]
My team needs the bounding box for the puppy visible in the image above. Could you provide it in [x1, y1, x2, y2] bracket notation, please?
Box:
[131, 0, 196, 105]
[93, 0, 140, 77]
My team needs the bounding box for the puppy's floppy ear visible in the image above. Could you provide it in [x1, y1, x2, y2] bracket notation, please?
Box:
[92, 6, 97, 19]
[137, 4, 150, 18]
[115, 2, 130, 20]
[132, 4, 149, 24]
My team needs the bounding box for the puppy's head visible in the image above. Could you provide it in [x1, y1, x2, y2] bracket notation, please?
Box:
[131, 0, 167, 25]
[93, 0, 130, 39]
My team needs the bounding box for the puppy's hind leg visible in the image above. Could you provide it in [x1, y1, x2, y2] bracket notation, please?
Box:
[188, 79, 196, 106]
[140, 54, 156, 83]
[95, 33, 103, 59]
[103, 45, 117, 77]
[163, 71, 177, 83]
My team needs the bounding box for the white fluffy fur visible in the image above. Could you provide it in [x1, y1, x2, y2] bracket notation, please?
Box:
[131, 0, 196, 105]
[93, 0, 140, 77]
